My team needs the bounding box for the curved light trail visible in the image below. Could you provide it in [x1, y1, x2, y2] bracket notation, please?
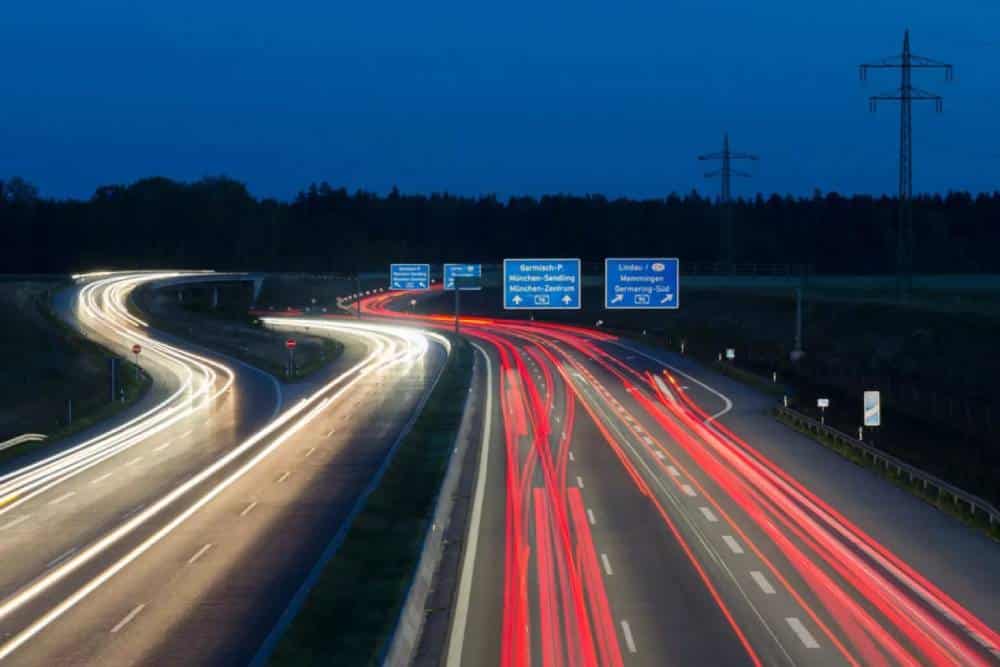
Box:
[357, 285, 1000, 667]
[0, 272, 440, 662]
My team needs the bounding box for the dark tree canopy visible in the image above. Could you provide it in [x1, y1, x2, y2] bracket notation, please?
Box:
[1, 176, 997, 274]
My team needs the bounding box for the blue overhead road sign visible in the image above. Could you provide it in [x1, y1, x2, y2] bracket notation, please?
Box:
[389, 263, 430, 290]
[444, 263, 482, 290]
[503, 259, 581, 310]
[605, 258, 679, 309]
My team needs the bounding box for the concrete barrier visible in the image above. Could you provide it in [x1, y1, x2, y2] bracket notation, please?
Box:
[381, 349, 482, 666]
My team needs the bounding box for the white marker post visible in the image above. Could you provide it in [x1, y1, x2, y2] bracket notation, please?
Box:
[817, 398, 830, 425]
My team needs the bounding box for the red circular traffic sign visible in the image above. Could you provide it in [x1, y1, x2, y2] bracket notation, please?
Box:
[285, 339, 297, 350]
[132, 344, 142, 355]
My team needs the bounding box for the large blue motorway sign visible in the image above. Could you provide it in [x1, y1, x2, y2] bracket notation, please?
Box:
[389, 263, 430, 290]
[503, 259, 581, 310]
[604, 258, 679, 309]
[443, 263, 482, 290]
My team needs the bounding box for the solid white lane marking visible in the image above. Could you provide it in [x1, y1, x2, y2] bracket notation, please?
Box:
[751, 571, 776, 594]
[153, 440, 174, 453]
[446, 344, 493, 667]
[277, 472, 290, 484]
[587, 509, 596, 525]
[47, 547, 78, 569]
[126, 457, 143, 467]
[90, 473, 113, 485]
[601, 553, 614, 576]
[621, 620, 637, 653]
[111, 604, 146, 634]
[666, 466, 680, 477]
[187, 543, 213, 565]
[240, 501, 258, 517]
[568, 451, 575, 462]
[304, 447, 316, 457]
[786, 618, 820, 648]
[722, 535, 744, 554]
[48, 492, 75, 506]
[681, 484, 696, 497]
[0, 515, 30, 531]
[576, 476, 585, 489]
[699, 507, 718, 523]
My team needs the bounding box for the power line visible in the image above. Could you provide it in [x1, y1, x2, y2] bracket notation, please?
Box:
[698, 132, 759, 268]
[860, 29, 953, 300]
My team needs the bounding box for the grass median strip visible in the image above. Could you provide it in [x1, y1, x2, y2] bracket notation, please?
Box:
[268, 336, 474, 666]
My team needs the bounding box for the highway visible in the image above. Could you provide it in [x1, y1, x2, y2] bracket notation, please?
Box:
[358, 287, 1000, 667]
[0, 272, 447, 665]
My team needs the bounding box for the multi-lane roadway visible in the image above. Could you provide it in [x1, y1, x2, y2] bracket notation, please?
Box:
[0, 272, 446, 665]
[359, 287, 1000, 667]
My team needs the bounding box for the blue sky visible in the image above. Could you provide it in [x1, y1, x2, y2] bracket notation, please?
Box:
[1, 1, 997, 200]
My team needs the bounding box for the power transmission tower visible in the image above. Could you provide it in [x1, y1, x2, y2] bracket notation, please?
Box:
[860, 29, 952, 300]
[698, 132, 759, 270]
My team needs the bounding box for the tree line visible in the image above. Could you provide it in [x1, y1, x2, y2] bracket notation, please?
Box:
[1, 176, 997, 274]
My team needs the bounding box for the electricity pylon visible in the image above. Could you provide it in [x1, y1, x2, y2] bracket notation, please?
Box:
[698, 132, 759, 270]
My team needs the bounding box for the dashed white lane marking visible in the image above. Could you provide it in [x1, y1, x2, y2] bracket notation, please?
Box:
[179, 430, 192, 439]
[601, 553, 614, 576]
[0, 515, 30, 531]
[187, 543, 213, 565]
[304, 447, 316, 458]
[126, 456, 143, 467]
[587, 509, 596, 525]
[642, 436, 654, 445]
[91, 472, 113, 485]
[569, 451, 575, 462]
[786, 617, 820, 648]
[699, 507, 718, 523]
[620, 620, 637, 654]
[326, 430, 335, 438]
[654, 451, 665, 460]
[277, 472, 290, 484]
[722, 535, 744, 554]
[681, 484, 696, 497]
[47, 546, 78, 569]
[111, 604, 146, 634]
[751, 571, 776, 594]
[576, 476, 585, 489]
[48, 492, 75, 506]
[240, 501, 258, 517]
[666, 466, 680, 477]
[153, 440, 174, 453]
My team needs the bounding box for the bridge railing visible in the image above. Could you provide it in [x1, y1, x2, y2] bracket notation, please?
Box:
[775, 405, 1000, 526]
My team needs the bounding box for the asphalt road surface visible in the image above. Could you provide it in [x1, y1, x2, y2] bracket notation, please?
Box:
[0, 272, 447, 666]
[359, 287, 1000, 667]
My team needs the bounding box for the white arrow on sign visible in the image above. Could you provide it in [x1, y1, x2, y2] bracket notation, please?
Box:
[561, 295, 573, 304]
[512, 295, 523, 305]
[611, 294, 624, 304]
[418, 281, 426, 288]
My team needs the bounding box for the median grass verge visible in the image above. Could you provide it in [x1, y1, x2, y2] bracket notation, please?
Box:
[774, 409, 1000, 542]
[268, 335, 474, 666]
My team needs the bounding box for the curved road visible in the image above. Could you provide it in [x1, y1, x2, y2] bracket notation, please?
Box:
[0, 272, 447, 666]
[358, 286, 1000, 667]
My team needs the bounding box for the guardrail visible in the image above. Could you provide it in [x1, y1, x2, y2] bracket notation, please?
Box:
[775, 405, 1000, 527]
[0, 433, 47, 452]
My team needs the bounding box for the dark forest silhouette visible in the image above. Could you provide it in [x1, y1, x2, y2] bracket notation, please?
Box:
[1, 176, 997, 274]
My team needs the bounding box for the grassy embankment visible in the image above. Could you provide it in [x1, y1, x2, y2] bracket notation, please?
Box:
[0, 280, 149, 464]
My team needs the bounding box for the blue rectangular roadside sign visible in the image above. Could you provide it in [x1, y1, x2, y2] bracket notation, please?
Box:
[443, 263, 482, 290]
[604, 258, 680, 309]
[389, 263, 431, 290]
[503, 258, 581, 310]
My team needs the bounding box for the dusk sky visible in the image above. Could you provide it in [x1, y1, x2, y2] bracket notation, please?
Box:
[2, 1, 998, 200]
